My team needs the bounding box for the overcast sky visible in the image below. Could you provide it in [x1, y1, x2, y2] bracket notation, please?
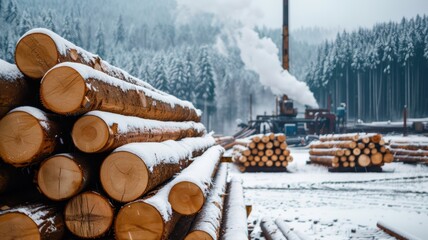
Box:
[254, 0, 428, 30]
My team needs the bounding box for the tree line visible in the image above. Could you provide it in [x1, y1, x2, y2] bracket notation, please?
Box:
[305, 15, 428, 122]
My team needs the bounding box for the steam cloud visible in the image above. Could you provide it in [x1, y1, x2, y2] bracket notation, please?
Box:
[176, 0, 319, 108]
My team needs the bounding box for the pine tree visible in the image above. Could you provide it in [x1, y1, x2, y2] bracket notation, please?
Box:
[42, 10, 56, 32]
[152, 56, 169, 93]
[19, 10, 32, 36]
[95, 23, 105, 57]
[62, 15, 73, 41]
[115, 15, 125, 45]
[195, 47, 216, 115]
[170, 58, 190, 100]
[184, 52, 196, 101]
[4, 0, 18, 25]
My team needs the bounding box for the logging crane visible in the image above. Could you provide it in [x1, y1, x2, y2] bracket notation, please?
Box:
[246, 0, 336, 143]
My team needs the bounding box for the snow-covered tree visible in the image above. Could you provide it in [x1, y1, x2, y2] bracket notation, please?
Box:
[152, 56, 169, 93]
[95, 23, 106, 57]
[115, 15, 125, 45]
[19, 10, 32, 36]
[170, 58, 191, 101]
[195, 47, 216, 115]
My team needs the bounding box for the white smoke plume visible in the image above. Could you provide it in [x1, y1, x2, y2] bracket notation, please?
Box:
[176, 0, 319, 108]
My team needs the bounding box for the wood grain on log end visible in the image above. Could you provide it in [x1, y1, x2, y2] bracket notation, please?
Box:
[0, 212, 41, 240]
[169, 181, 204, 215]
[72, 115, 111, 153]
[40, 66, 86, 115]
[37, 155, 86, 201]
[185, 230, 213, 240]
[15, 33, 59, 79]
[115, 202, 164, 240]
[100, 152, 149, 202]
[65, 191, 113, 239]
[0, 111, 44, 166]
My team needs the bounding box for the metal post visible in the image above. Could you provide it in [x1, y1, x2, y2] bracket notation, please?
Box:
[403, 105, 407, 136]
[282, 0, 289, 71]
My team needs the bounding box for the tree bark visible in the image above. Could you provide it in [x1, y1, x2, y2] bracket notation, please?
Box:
[100, 135, 215, 202]
[0, 107, 61, 167]
[72, 111, 205, 153]
[0, 203, 65, 240]
[185, 164, 228, 240]
[40, 63, 200, 122]
[260, 218, 286, 240]
[169, 146, 224, 215]
[0, 60, 30, 118]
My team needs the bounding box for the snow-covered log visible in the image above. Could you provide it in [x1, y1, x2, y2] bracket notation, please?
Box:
[309, 156, 339, 167]
[274, 219, 302, 240]
[389, 143, 428, 151]
[393, 155, 428, 163]
[0, 59, 30, 118]
[40, 62, 201, 122]
[115, 180, 182, 240]
[72, 111, 205, 153]
[220, 177, 248, 240]
[0, 203, 65, 240]
[377, 221, 423, 240]
[0, 107, 61, 167]
[100, 135, 215, 202]
[319, 133, 360, 142]
[16, 28, 163, 95]
[64, 191, 114, 239]
[260, 218, 286, 240]
[185, 164, 228, 240]
[309, 148, 345, 157]
[37, 154, 92, 201]
[309, 140, 357, 149]
[168, 145, 224, 215]
[388, 148, 428, 157]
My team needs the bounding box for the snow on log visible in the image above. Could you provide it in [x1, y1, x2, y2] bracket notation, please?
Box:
[260, 218, 286, 240]
[309, 148, 345, 157]
[40, 62, 201, 122]
[0, 106, 61, 167]
[319, 133, 360, 142]
[115, 180, 182, 240]
[393, 155, 428, 163]
[16, 28, 163, 94]
[274, 219, 302, 240]
[185, 163, 228, 240]
[100, 135, 215, 202]
[388, 148, 428, 157]
[37, 154, 92, 201]
[309, 140, 357, 149]
[168, 145, 224, 215]
[0, 203, 65, 240]
[389, 143, 428, 151]
[40, 63, 201, 121]
[220, 177, 248, 240]
[64, 191, 114, 239]
[72, 110, 205, 153]
[0, 59, 29, 118]
[377, 221, 423, 240]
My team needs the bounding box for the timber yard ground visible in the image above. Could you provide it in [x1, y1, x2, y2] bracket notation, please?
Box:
[230, 147, 428, 240]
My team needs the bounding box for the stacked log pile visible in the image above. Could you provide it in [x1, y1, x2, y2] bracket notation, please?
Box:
[0, 28, 249, 240]
[232, 133, 293, 172]
[387, 138, 428, 163]
[309, 133, 394, 170]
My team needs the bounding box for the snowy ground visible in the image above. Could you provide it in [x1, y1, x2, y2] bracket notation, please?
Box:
[230, 148, 428, 240]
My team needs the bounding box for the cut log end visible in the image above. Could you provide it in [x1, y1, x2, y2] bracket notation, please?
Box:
[15, 33, 59, 79]
[358, 154, 371, 167]
[0, 212, 41, 240]
[40, 66, 86, 115]
[115, 202, 164, 240]
[37, 155, 84, 201]
[185, 230, 213, 240]
[64, 192, 113, 239]
[72, 115, 111, 153]
[0, 111, 44, 166]
[169, 181, 204, 215]
[100, 151, 149, 202]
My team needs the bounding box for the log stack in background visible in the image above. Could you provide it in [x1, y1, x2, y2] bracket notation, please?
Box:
[232, 133, 292, 172]
[0, 28, 249, 240]
[309, 133, 394, 169]
[387, 138, 428, 164]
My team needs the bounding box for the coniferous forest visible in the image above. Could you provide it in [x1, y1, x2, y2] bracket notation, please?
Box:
[1, 0, 427, 133]
[305, 16, 428, 122]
